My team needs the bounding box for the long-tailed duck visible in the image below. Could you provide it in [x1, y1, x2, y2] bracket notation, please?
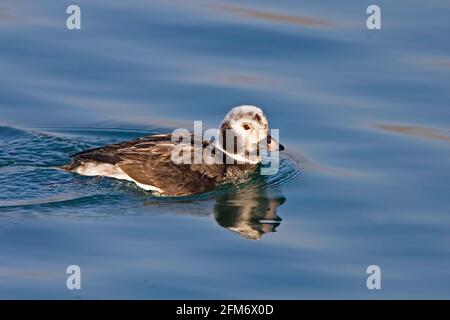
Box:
[61, 105, 284, 196]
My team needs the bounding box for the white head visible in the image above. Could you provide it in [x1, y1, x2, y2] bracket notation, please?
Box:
[218, 105, 284, 162]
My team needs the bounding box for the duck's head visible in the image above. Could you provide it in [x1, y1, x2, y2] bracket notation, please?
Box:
[218, 105, 284, 162]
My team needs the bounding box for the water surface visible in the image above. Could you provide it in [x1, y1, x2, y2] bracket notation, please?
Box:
[0, 0, 449, 299]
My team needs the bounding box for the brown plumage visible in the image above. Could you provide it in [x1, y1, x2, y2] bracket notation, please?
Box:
[61, 105, 284, 196]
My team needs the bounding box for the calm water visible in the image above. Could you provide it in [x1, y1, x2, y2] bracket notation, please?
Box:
[1, 0, 449, 299]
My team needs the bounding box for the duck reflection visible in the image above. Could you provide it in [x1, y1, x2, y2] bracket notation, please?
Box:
[213, 187, 286, 240]
[142, 181, 286, 240]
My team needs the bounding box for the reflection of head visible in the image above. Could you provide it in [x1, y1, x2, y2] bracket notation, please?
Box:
[214, 188, 286, 240]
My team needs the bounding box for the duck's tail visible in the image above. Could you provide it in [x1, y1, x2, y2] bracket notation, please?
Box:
[48, 163, 76, 172]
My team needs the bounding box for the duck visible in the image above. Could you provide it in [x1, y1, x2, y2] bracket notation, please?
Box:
[61, 105, 284, 196]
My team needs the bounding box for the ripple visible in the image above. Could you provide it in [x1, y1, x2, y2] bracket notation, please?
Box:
[0, 7, 15, 22]
[374, 123, 450, 143]
[0, 125, 306, 240]
[0, 125, 305, 223]
[209, 4, 334, 28]
[0, 193, 111, 209]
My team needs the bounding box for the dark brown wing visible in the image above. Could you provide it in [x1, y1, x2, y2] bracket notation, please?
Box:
[72, 134, 172, 164]
[72, 134, 226, 196]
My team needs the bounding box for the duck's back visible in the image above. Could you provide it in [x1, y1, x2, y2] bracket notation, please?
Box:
[63, 134, 228, 196]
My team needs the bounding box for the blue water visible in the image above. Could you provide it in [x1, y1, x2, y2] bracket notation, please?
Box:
[1, 0, 449, 299]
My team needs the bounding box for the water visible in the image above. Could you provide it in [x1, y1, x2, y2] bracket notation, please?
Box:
[0, 0, 449, 299]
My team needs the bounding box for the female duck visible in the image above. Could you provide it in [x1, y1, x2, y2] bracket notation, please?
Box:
[61, 105, 284, 196]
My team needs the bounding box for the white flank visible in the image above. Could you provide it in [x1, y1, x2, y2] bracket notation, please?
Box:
[74, 162, 163, 193]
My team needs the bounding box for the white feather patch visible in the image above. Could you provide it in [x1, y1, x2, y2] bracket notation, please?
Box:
[74, 162, 163, 193]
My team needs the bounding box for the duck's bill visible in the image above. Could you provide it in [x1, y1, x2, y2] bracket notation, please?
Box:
[267, 135, 285, 151]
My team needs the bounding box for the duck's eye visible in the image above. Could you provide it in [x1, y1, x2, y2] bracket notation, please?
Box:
[243, 124, 251, 130]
